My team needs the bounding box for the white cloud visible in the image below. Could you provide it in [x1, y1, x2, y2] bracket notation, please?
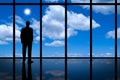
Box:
[100, 52, 113, 57]
[42, 5, 65, 40]
[9, 15, 25, 25]
[71, 0, 115, 15]
[0, 5, 100, 46]
[30, 18, 40, 43]
[92, 0, 114, 3]
[67, 28, 77, 37]
[92, 6, 114, 15]
[71, 0, 114, 3]
[105, 52, 113, 56]
[43, 5, 100, 40]
[15, 16, 41, 43]
[44, 0, 64, 2]
[106, 28, 120, 39]
[93, 52, 113, 57]
[35, 36, 40, 41]
[43, 52, 114, 57]
[71, 0, 89, 3]
[68, 52, 113, 57]
[0, 16, 40, 45]
[15, 53, 22, 57]
[68, 11, 100, 30]
[45, 40, 64, 47]
[31, 18, 40, 35]
[106, 30, 115, 38]
[118, 6, 120, 14]
[82, 5, 114, 15]
[0, 23, 21, 45]
[43, 52, 64, 57]
[0, 24, 13, 40]
[0, 40, 8, 44]
[0, 25, 13, 41]
[68, 53, 89, 57]
[15, 15, 25, 25]
[44, 0, 59, 2]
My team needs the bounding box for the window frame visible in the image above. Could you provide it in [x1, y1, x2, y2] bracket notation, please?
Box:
[0, 0, 119, 80]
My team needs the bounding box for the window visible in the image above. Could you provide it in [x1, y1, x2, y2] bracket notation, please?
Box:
[15, 5, 40, 57]
[68, 5, 90, 57]
[93, 5, 115, 57]
[16, 0, 40, 3]
[0, 0, 119, 80]
[0, 6, 13, 57]
[42, 5, 65, 57]
[118, 5, 120, 57]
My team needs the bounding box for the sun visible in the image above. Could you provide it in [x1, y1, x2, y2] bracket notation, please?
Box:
[24, 8, 31, 15]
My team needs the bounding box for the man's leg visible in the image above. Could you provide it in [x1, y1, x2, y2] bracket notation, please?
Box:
[22, 44, 26, 61]
[28, 43, 32, 62]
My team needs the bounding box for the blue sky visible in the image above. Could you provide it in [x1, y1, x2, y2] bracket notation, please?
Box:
[0, 0, 12, 3]
[15, 0, 40, 3]
[0, 0, 120, 57]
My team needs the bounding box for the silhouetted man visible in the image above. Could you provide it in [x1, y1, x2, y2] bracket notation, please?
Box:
[20, 21, 33, 62]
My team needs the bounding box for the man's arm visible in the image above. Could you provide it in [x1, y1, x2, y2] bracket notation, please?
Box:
[31, 28, 33, 42]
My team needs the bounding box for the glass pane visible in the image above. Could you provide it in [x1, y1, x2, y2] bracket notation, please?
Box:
[118, 6, 120, 79]
[43, 59, 65, 80]
[0, 0, 12, 3]
[16, 0, 40, 3]
[42, 0, 64, 3]
[68, 0, 90, 3]
[92, 0, 114, 3]
[68, 59, 90, 80]
[93, 5, 114, 57]
[118, 5, 120, 57]
[68, 5, 90, 57]
[15, 6, 40, 57]
[0, 59, 13, 80]
[0, 6, 13, 57]
[93, 59, 114, 80]
[42, 5, 65, 57]
[15, 59, 40, 80]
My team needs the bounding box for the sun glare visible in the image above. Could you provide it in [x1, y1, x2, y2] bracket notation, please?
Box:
[24, 8, 31, 15]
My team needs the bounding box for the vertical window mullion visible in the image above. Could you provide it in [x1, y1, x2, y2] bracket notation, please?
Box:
[40, 0, 42, 80]
[13, 0, 15, 80]
[90, 0, 92, 80]
[115, 0, 117, 80]
[65, 0, 67, 80]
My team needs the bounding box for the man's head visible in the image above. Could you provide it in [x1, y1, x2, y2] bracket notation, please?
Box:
[26, 21, 30, 27]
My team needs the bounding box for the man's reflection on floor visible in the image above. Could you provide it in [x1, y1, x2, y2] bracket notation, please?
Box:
[22, 61, 32, 80]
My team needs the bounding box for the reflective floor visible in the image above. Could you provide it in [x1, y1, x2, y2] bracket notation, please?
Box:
[0, 59, 120, 80]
